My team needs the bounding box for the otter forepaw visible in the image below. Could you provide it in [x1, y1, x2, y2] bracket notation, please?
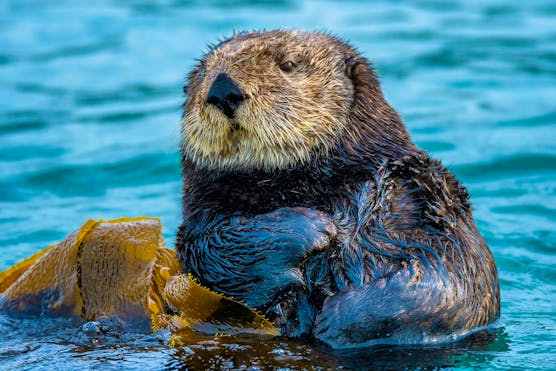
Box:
[224, 207, 336, 310]
[258, 207, 337, 261]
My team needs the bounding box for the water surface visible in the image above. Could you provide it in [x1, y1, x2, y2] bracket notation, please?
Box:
[1, 0, 555, 369]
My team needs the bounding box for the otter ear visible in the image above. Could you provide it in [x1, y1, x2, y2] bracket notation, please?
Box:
[344, 55, 378, 89]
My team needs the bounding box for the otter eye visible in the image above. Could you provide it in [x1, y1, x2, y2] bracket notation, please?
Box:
[279, 61, 295, 73]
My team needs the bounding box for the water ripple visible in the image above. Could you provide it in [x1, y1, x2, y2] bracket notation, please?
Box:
[1, 0, 555, 369]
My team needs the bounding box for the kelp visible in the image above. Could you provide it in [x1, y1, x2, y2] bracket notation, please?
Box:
[0, 217, 278, 342]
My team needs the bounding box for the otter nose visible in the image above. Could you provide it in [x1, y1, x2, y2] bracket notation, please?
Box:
[206, 73, 245, 119]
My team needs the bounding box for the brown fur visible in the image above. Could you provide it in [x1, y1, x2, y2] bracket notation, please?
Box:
[183, 31, 359, 171]
[177, 30, 500, 348]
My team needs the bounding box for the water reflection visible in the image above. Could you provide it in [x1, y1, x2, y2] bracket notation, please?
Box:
[165, 328, 509, 369]
[0, 310, 509, 369]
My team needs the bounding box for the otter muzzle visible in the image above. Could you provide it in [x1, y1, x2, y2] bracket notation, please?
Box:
[206, 73, 245, 119]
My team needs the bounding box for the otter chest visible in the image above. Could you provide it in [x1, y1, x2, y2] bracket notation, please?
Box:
[200, 177, 332, 214]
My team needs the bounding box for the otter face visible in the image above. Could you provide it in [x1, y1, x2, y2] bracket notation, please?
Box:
[182, 30, 357, 171]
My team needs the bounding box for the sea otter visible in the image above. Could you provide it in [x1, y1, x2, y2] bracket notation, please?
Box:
[176, 30, 500, 349]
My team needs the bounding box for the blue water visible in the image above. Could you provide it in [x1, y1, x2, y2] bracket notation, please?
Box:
[0, 0, 555, 369]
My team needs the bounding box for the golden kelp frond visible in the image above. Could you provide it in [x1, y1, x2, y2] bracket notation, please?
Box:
[0, 217, 277, 340]
[0, 220, 99, 315]
[0, 245, 53, 294]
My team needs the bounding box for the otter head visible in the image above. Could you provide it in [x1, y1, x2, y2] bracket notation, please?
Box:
[182, 30, 412, 172]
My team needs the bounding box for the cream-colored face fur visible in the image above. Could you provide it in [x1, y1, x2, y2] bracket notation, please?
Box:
[182, 30, 354, 171]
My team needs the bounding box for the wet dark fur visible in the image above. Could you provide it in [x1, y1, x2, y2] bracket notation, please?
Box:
[176, 31, 500, 348]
